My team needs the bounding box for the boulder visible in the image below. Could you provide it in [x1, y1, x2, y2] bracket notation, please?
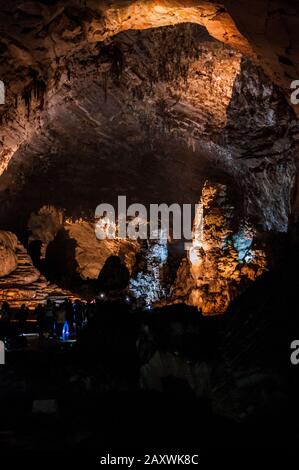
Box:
[0, 231, 18, 277]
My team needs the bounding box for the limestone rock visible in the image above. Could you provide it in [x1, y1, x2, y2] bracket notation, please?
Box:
[27, 209, 141, 281]
[65, 220, 140, 280]
[0, 14, 297, 312]
[28, 205, 64, 251]
[0, 233, 76, 308]
[0, 1, 298, 176]
[172, 182, 268, 315]
[0, 231, 18, 277]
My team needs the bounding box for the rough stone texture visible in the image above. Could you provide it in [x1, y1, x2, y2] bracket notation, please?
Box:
[224, 0, 299, 107]
[0, 233, 76, 308]
[0, 25, 296, 232]
[171, 182, 267, 314]
[0, 0, 298, 175]
[224, 59, 298, 232]
[27, 207, 140, 280]
[0, 231, 18, 277]
[28, 205, 64, 249]
[64, 220, 140, 280]
[0, 20, 298, 310]
[130, 236, 168, 305]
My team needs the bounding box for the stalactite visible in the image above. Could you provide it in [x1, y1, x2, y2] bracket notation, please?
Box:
[22, 70, 47, 117]
[22, 85, 32, 118]
[33, 78, 47, 110]
[103, 71, 108, 102]
[109, 44, 123, 81]
[99, 42, 124, 99]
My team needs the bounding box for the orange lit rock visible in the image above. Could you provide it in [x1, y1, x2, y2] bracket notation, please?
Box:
[64, 220, 140, 280]
[0, 231, 18, 277]
[28, 207, 140, 280]
[0, 12, 297, 312]
[171, 182, 268, 315]
[1, 0, 298, 175]
[0, 233, 75, 308]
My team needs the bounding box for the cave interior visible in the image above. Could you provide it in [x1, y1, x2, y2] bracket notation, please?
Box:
[1, 0, 299, 455]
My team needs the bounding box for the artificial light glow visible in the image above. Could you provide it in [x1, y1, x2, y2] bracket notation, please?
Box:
[189, 246, 202, 265]
[188, 201, 204, 265]
[129, 232, 168, 305]
[62, 321, 69, 340]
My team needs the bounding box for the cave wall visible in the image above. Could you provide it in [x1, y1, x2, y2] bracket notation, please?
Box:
[1, 1, 299, 175]
[1, 24, 297, 233]
[0, 7, 299, 313]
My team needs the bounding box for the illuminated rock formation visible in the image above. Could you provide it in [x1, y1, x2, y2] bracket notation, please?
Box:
[129, 235, 168, 306]
[0, 231, 18, 277]
[0, 15, 298, 311]
[1, 24, 296, 234]
[1, 1, 299, 174]
[28, 205, 64, 259]
[172, 182, 267, 314]
[0, 231, 75, 308]
[28, 207, 140, 281]
[64, 221, 139, 280]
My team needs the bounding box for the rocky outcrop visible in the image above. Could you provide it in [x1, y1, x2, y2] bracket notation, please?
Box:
[172, 182, 267, 314]
[28, 208, 140, 281]
[129, 237, 168, 306]
[28, 205, 64, 255]
[0, 18, 298, 311]
[0, 233, 75, 308]
[64, 220, 140, 280]
[0, 231, 18, 277]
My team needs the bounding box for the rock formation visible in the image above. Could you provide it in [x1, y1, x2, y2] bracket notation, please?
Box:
[172, 182, 267, 314]
[0, 8, 298, 313]
[0, 230, 75, 308]
[28, 206, 140, 281]
[0, 231, 18, 277]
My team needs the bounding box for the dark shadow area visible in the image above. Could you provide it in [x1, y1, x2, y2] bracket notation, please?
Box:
[1, 264, 299, 454]
[28, 240, 43, 269]
[97, 256, 130, 293]
[43, 229, 80, 287]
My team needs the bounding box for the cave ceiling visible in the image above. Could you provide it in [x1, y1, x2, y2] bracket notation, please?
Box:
[0, 1, 299, 312]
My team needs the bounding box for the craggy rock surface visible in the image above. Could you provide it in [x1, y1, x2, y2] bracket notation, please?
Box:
[0, 230, 76, 308]
[0, 23, 297, 229]
[1, 0, 299, 174]
[0, 231, 18, 277]
[27, 206, 140, 280]
[172, 182, 267, 314]
[0, 15, 298, 311]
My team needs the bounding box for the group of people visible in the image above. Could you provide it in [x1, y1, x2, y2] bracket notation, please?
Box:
[36, 299, 87, 338]
[1, 302, 30, 330]
[0, 298, 87, 339]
